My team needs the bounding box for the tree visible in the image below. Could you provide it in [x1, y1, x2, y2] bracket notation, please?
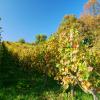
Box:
[84, 0, 100, 16]
[18, 38, 25, 43]
[35, 34, 47, 44]
[55, 27, 98, 100]
[0, 18, 2, 43]
[0, 18, 3, 65]
[0, 34, 1, 43]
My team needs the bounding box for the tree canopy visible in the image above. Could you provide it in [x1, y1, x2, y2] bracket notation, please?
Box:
[35, 34, 47, 44]
[18, 38, 25, 43]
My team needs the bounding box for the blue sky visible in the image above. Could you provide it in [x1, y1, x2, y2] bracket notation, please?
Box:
[0, 0, 87, 42]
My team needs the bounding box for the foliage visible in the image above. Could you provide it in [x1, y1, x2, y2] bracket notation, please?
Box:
[55, 27, 93, 93]
[1, 44, 100, 100]
[84, 0, 100, 16]
[1, 41, 100, 100]
[0, 18, 3, 65]
[18, 38, 25, 43]
[35, 34, 47, 44]
[0, 44, 3, 65]
[3, 37, 58, 77]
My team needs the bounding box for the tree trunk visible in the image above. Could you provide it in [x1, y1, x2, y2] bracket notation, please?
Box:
[91, 90, 98, 100]
[71, 85, 75, 99]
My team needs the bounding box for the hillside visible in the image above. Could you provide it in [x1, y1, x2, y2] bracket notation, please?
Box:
[0, 4, 100, 99]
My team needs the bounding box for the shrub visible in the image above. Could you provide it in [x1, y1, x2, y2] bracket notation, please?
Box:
[18, 38, 25, 43]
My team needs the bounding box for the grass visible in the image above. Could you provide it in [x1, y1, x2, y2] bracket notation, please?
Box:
[0, 45, 100, 100]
